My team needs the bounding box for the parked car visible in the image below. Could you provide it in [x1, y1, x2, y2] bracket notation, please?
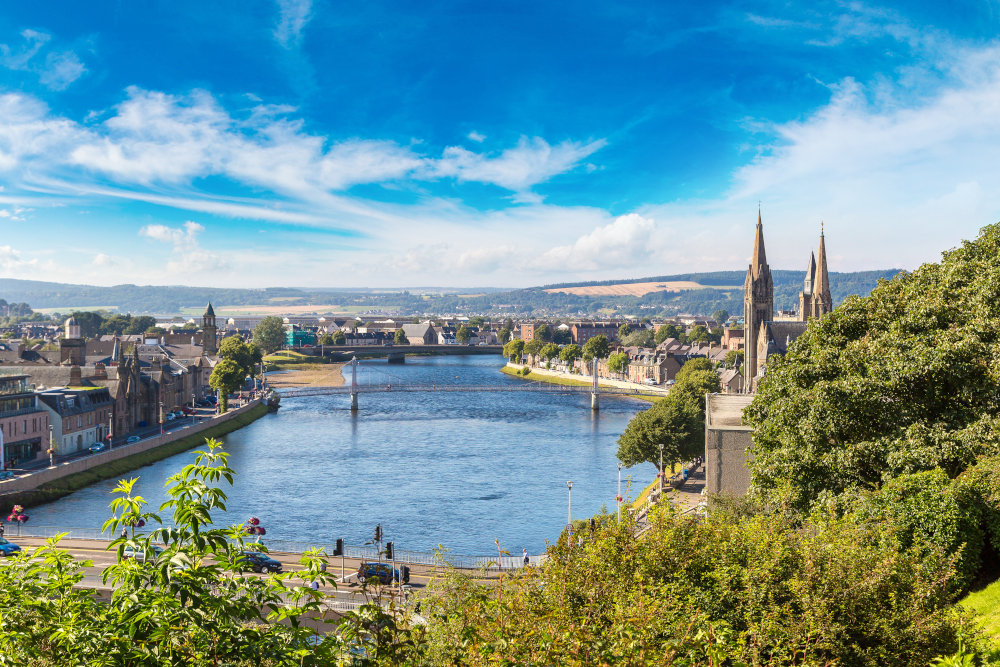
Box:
[89, 442, 106, 453]
[182, 406, 195, 415]
[0, 537, 22, 557]
[0, 471, 14, 481]
[238, 550, 283, 574]
[121, 544, 164, 563]
[356, 561, 409, 585]
[126, 435, 141, 444]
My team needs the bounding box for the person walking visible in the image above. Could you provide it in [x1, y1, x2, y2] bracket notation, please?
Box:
[522, 548, 529, 567]
[0, 522, 5, 538]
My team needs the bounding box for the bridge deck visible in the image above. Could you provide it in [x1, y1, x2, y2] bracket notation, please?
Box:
[276, 383, 665, 398]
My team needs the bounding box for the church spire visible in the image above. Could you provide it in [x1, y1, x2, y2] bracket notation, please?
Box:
[751, 208, 768, 278]
[810, 222, 832, 318]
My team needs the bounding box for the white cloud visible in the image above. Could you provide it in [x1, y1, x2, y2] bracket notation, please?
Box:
[140, 221, 228, 274]
[91, 252, 115, 267]
[467, 131, 486, 143]
[0, 245, 38, 273]
[274, 0, 313, 48]
[0, 29, 86, 90]
[537, 214, 656, 270]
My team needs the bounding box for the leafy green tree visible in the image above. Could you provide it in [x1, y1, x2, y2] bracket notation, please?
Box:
[622, 329, 655, 348]
[503, 317, 514, 331]
[218, 335, 262, 379]
[608, 351, 629, 376]
[672, 368, 720, 410]
[523, 339, 544, 360]
[209, 358, 245, 412]
[456, 325, 471, 345]
[676, 357, 714, 381]
[394, 328, 407, 345]
[468, 316, 485, 328]
[126, 315, 158, 334]
[318, 332, 335, 345]
[582, 335, 610, 362]
[654, 323, 682, 345]
[551, 328, 572, 345]
[559, 344, 582, 367]
[503, 339, 525, 362]
[497, 327, 512, 344]
[617, 394, 703, 468]
[534, 323, 552, 342]
[540, 343, 560, 362]
[688, 324, 710, 344]
[332, 330, 346, 345]
[70, 311, 106, 337]
[712, 309, 730, 324]
[99, 314, 131, 336]
[252, 316, 285, 354]
[617, 323, 632, 339]
[723, 349, 744, 368]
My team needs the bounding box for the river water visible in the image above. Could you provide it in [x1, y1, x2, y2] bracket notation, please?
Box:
[26, 356, 653, 555]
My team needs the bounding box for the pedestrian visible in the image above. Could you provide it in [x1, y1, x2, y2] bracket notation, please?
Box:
[0, 522, 5, 538]
[120, 528, 128, 540]
[522, 548, 529, 567]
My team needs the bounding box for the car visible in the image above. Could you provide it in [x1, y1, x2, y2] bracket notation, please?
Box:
[182, 406, 195, 415]
[126, 435, 141, 444]
[89, 442, 106, 453]
[356, 561, 409, 585]
[121, 544, 164, 563]
[642, 378, 658, 386]
[0, 537, 22, 557]
[165, 412, 176, 421]
[238, 550, 283, 574]
[0, 471, 14, 481]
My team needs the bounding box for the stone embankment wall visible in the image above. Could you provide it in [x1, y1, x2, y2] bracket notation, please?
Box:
[0, 399, 265, 496]
[504, 363, 671, 395]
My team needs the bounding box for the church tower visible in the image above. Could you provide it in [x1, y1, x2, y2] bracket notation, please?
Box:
[202, 303, 218, 356]
[744, 210, 773, 392]
[808, 226, 832, 318]
[799, 252, 816, 321]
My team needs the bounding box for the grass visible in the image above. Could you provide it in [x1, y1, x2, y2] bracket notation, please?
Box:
[499, 364, 664, 403]
[264, 350, 330, 370]
[1, 403, 269, 512]
[960, 578, 1000, 646]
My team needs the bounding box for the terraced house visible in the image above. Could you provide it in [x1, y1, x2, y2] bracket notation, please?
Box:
[0, 374, 50, 468]
[37, 385, 114, 456]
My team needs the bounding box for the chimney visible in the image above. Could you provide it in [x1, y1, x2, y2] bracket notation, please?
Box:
[94, 362, 107, 380]
[69, 365, 82, 386]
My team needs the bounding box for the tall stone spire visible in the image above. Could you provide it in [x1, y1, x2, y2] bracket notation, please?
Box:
[744, 209, 774, 393]
[799, 251, 816, 321]
[810, 223, 832, 317]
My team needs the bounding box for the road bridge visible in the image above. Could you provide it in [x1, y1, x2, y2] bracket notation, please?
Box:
[289, 344, 503, 363]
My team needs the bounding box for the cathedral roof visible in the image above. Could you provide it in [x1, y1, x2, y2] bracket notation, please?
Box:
[750, 210, 768, 278]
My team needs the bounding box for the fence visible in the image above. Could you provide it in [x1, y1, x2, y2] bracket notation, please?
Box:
[12, 526, 545, 569]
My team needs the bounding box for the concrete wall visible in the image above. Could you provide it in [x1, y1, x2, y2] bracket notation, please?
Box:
[0, 399, 263, 495]
[705, 393, 754, 495]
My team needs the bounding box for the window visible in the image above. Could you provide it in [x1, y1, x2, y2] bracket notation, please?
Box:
[77, 416, 82, 428]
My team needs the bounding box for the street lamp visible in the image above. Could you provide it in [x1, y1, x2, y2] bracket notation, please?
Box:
[566, 480, 573, 527]
[108, 409, 113, 450]
[617, 462, 623, 523]
[159, 400, 163, 435]
[659, 443, 665, 494]
[48, 424, 54, 467]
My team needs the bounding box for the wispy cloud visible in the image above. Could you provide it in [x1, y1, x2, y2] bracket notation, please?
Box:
[140, 221, 229, 274]
[0, 29, 86, 90]
[537, 214, 656, 270]
[274, 0, 313, 48]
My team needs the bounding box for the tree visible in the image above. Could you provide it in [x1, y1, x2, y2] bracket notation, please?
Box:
[99, 314, 132, 336]
[218, 336, 262, 379]
[608, 351, 629, 376]
[394, 328, 407, 345]
[70, 311, 106, 338]
[126, 316, 158, 334]
[252, 316, 285, 354]
[688, 325, 710, 344]
[468, 316, 485, 328]
[582, 335, 610, 362]
[617, 394, 703, 468]
[540, 343, 560, 362]
[331, 330, 346, 345]
[551, 328, 572, 345]
[456, 325, 471, 345]
[712, 309, 730, 325]
[503, 339, 525, 362]
[622, 329, 655, 349]
[709, 327, 724, 344]
[671, 369, 720, 410]
[523, 339, 545, 361]
[724, 349, 744, 369]
[209, 359, 245, 412]
[534, 324, 552, 342]
[559, 344, 583, 367]
[655, 324, 682, 345]
[497, 327, 512, 344]
[317, 332, 335, 346]
[503, 317, 514, 331]
[618, 323, 632, 339]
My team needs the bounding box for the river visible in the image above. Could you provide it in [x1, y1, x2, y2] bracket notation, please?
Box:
[26, 355, 653, 556]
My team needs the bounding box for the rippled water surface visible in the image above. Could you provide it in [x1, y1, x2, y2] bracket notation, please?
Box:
[28, 356, 652, 555]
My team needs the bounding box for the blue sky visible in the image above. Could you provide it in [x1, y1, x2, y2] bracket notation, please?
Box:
[1, 1, 999, 288]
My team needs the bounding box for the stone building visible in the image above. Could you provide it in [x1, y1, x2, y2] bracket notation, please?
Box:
[0, 374, 50, 467]
[37, 386, 114, 455]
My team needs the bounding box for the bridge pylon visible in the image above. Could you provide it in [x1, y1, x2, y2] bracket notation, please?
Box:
[350, 356, 359, 412]
[591, 357, 599, 412]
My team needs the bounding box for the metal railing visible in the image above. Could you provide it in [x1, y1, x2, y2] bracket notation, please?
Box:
[12, 526, 545, 569]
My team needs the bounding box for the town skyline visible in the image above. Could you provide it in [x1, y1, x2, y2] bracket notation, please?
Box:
[2, 1, 999, 288]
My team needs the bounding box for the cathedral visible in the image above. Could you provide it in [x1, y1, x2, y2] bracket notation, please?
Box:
[743, 212, 831, 392]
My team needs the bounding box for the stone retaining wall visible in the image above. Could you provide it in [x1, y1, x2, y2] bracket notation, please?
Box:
[0, 400, 264, 495]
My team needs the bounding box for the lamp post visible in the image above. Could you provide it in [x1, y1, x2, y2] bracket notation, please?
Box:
[48, 424, 54, 467]
[658, 443, 665, 494]
[617, 462, 623, 523]
[566, 480, 573, 527]
[108, 409, 113, 450]
[159, 401, 163, 435]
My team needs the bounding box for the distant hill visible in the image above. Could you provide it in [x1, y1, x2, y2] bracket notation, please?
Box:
[0, 269, 902, 318]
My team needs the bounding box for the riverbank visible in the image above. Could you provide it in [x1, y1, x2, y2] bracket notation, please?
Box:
[500, 363, 667, 403]
[266, 363, 345, 388]
[0, 401, 269, 511]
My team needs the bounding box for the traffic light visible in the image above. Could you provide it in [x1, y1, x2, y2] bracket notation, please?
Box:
[374, 523, 382, 543]
[385, 541, 393, 560]
[333, 538, 344, 557]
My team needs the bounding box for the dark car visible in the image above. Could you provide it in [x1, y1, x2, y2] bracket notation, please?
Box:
[121, 544, 164, 563]
[0, 537, 22, 557]
[239, 550, 282, 574]
[356, 561, 409, 585]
